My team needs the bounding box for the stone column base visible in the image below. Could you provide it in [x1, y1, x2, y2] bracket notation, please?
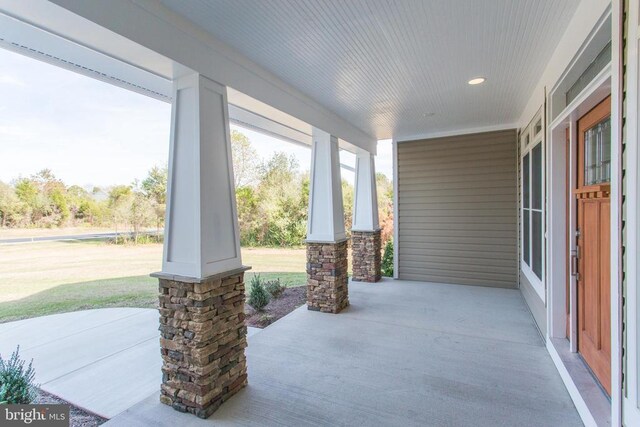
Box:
[351, 229, 382, 282]
[306, 239, 349, 313]
[153, 267, 250, 419]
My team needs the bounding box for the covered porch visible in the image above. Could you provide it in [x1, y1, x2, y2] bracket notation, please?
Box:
[1, 0, 635, 425]
[107, 279, 580, 426]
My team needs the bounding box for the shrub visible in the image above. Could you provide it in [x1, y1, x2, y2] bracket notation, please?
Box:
[264, 279, 286, 299]
[248, 275, 270, 311]
[381, 240, 394, 277]
[0, 346, 38, 404]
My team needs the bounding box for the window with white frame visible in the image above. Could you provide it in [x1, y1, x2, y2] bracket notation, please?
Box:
[521, 110, 544, 298]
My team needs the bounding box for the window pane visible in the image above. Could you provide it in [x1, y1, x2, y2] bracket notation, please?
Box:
[600, 118, 611, 183]
[532, 143, 542, 210]
[523, 210, 530, 266]
[584, 117, 611, 185]
[532, 210, 542, 279]
[534, 119, 542, 136]
[584, 126, 598, 185]
[523, 154, 530, 208]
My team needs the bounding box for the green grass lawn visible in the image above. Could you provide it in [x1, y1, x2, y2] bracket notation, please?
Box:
[0, 241, 306, 323]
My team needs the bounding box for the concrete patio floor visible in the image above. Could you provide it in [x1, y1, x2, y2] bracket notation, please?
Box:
[0, 307, 259, 418]
[107, 279, 582, 426]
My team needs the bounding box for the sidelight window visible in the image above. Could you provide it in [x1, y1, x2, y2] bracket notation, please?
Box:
[521, 109, 545, 298]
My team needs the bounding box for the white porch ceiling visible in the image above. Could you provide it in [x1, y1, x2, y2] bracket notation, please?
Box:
[159, 0, 580, 141]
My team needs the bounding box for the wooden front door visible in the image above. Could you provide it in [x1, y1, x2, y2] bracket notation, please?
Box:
[575, 96, 611, 396]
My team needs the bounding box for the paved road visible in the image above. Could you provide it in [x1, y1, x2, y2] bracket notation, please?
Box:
[0, 231, 160, 244]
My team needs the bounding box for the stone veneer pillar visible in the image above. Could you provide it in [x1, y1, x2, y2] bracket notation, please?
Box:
[154, 268, 249, 419]
[306, 239, 349, 313]
[351, 229, 382, 282]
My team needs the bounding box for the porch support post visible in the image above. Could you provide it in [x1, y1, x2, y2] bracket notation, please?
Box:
[153, 73, 248, 419]
[306, 128, 349, 313]
[351, 150, 382, 282]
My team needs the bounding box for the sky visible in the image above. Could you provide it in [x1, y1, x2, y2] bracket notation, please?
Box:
[0, 48, 392, 188]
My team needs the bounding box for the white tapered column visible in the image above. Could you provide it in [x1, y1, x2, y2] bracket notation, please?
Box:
[161, 73, 243, 278]
[154, 73, 248, 418]
[307, 128, 346, 242]
[352, 150, 380, 232]
[351, 150, 381, 282]
[306, 128, 349, 313]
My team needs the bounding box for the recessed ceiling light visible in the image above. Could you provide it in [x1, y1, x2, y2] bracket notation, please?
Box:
[468, 77, 486, 85]
[422, 112, 435, 118]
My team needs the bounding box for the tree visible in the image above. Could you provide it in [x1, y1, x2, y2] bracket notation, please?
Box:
[0, 182, 25, 227]
[342, 180, 354, 234]
[376, 173, 394, 245]
[14, 178, 49, 225]
[129, 191, 155, 243]
[253, 152, 308, 246]
[141, 166, 168, 231]
[12, 170, 71, 227]
[108, 185, 132, 205]
[108, 185, 133, 235]
[141, 166, 167, 205]
[231, 130, 259, 188]
[67, 186, 91, 222]
[49, 187, 70, 225]
[236, 186, 259, 245]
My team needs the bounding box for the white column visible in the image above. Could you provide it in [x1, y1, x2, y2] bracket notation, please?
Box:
[161, 73, 242, 278]
[352, 150, 380, 231]
[306, 128, 346, 242]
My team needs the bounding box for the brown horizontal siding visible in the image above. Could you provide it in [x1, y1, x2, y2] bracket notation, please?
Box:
[397, 129, 518, 288]
[398, 143, 516, 160]
[399, 242, 515, 253]
[399, 216, 516, 225]
[400, 179, 515, 191]
[398, 164, 515, 178]
[400, 273, 516, 288]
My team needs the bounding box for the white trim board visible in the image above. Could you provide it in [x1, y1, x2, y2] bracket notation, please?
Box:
[547, 338, 609, 427]
[392, 140, 399, 280]
[548, 65, 612, 131]
[0, 11, 172, 102]
[620, 0, 640, 423]
[395, 123, 518, 143]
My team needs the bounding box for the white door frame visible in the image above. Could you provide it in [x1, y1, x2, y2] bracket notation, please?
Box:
[543, 12, 622, 427]
[621, 0, 640, 424]
[546, 64, 620, 425]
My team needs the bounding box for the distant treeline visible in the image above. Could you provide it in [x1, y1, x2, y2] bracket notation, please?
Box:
[0, 167, 166, 241]
[0, 130, 393, 246]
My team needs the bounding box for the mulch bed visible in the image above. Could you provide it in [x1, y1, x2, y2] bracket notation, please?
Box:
[245, 286, 306, 328]
[35, 389, 106, 427]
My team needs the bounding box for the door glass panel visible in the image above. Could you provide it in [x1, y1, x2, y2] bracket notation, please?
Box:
[532, 143, 542, 210]
[584, 117, 611, 185]
[532, 210, 542, 279]
[523, 210, 530, 266]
